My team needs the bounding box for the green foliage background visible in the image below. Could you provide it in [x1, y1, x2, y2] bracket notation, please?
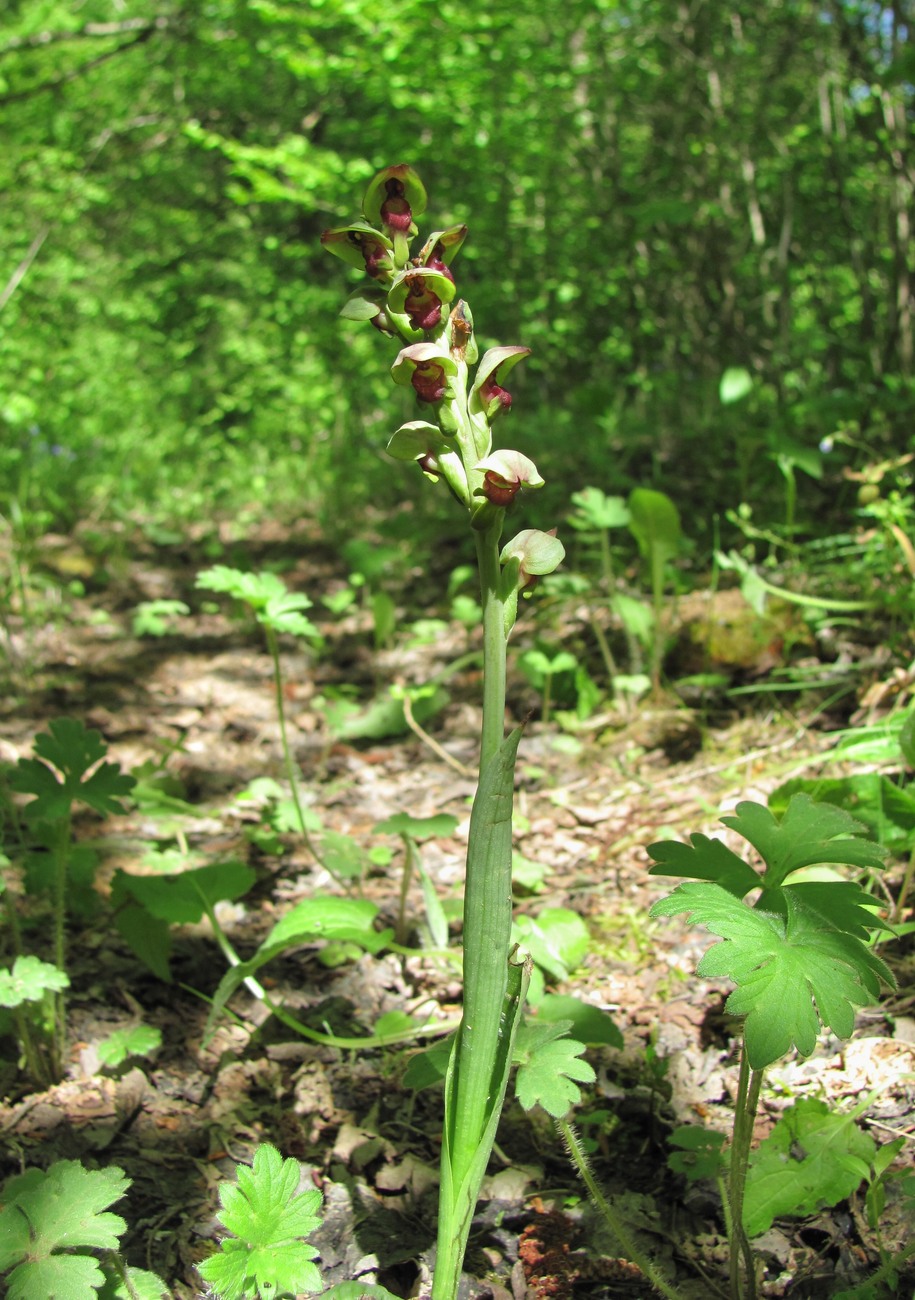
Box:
[1, 0, 912, 535]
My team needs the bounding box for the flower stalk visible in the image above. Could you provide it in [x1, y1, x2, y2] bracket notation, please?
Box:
[323, 167, 565, 1299]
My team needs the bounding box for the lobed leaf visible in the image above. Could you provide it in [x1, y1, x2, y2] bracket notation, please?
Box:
[12, 719, 135, 822]
[656, 882, 895, 1069]
[743, 1098, 876, 1236]
[197, 1144, 323, 1300]
[0, 955, 69, 1008]
[513, 1026, 595, 1117]
[667, 1125, 727, 1182]
[0, 1160, 131, 1298]
[647, 832, 760, 897]
[722, 795, 886, 886]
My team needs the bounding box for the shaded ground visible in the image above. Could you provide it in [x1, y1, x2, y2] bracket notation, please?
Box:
[1, 519, 914, 1298]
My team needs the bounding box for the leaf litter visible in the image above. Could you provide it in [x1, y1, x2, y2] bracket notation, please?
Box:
[1, 520, 914, 1297]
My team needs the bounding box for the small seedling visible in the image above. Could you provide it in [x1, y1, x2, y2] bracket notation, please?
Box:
[627, 487, 682, 693]
[647, 793, 896, 1298]
[96, 1022, 162, 1070]
[517, 646, 578, 724]
[197, 1144, 324, 1300]
[374, 811, 458, 946]
[195, 566, 340, 879]
[3, 718, 135, 1081]
[131, 598, 190, 637]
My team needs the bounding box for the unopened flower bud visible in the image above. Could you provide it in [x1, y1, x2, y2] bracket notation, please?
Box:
[449, 301, 478, 363]
[500, 528, 564, 589]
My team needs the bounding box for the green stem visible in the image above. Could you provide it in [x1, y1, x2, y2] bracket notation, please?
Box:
[541, 672, 553, 726]
[590, 614, 619, 687]
[265, 626, 345, 889]
[475, 524, 507, 769]
[433, 522, 517, 1300]
[51, 812, 70, 1078]
[396, 833, 417, 946]
[558, 1119, 683, 1300]
[728, 1047, 762, 1300]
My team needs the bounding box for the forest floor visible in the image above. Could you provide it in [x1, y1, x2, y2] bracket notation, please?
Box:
[1, 517, 914, 1299]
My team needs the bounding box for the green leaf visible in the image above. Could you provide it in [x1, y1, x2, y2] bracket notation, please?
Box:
[374, 812, 459, 839]
[196, 567, 320, 642]
[196, 1144, 323, 1300]
[402, 1035, 454, 1091]
[96, 1024, 162, 1068]
[769, 774, 915, 854]
[12, 719, 135, 822]
[647, 832, 761, 897]
[0, 1161, 130, 1295]
[419, 863, 450, 951]
[785, 881, 894, 940]
[667, 1125, 727, 1182]
[0, 956, 69, 1008]
[654, 883, 895, 1069]
[744, 1099, 876, 1236]
[513, 1021, 595, 1117]
[723, 795, 887, 885]
[99, 1265, 169, 1299]
[535, 995, 623, 1047]
[513, 908, 590, 980]
[132, 599, 190, 637]
[317, 830, 371, 882]
[113, 905, 172, 982]
[330, 686, 449, 740]
[7, 1254, 106, 1299]
[568, 487, 631, 532]
[263, 896, 390, 954]
[719, 366, 753, 404]
[111, 861, 255, 925]
[627, 488, 682, 566]
[261, 591, 321, 642]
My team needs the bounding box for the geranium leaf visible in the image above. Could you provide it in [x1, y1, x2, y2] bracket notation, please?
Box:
[653, 883, 895, 1069]
[722, 795, 887, 886]
[12, 719, 135, 822]
[744, 1098, 876, 1236]
[196, 1144, 324, 1300]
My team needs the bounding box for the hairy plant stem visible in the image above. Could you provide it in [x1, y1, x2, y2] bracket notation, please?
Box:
[558, 1119, 683, 1300]
[51, 812, 70, 1078]
[728, 1047, 762, 1300]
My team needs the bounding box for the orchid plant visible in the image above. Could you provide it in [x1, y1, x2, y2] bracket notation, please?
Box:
[323, 166, 566, 1299]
